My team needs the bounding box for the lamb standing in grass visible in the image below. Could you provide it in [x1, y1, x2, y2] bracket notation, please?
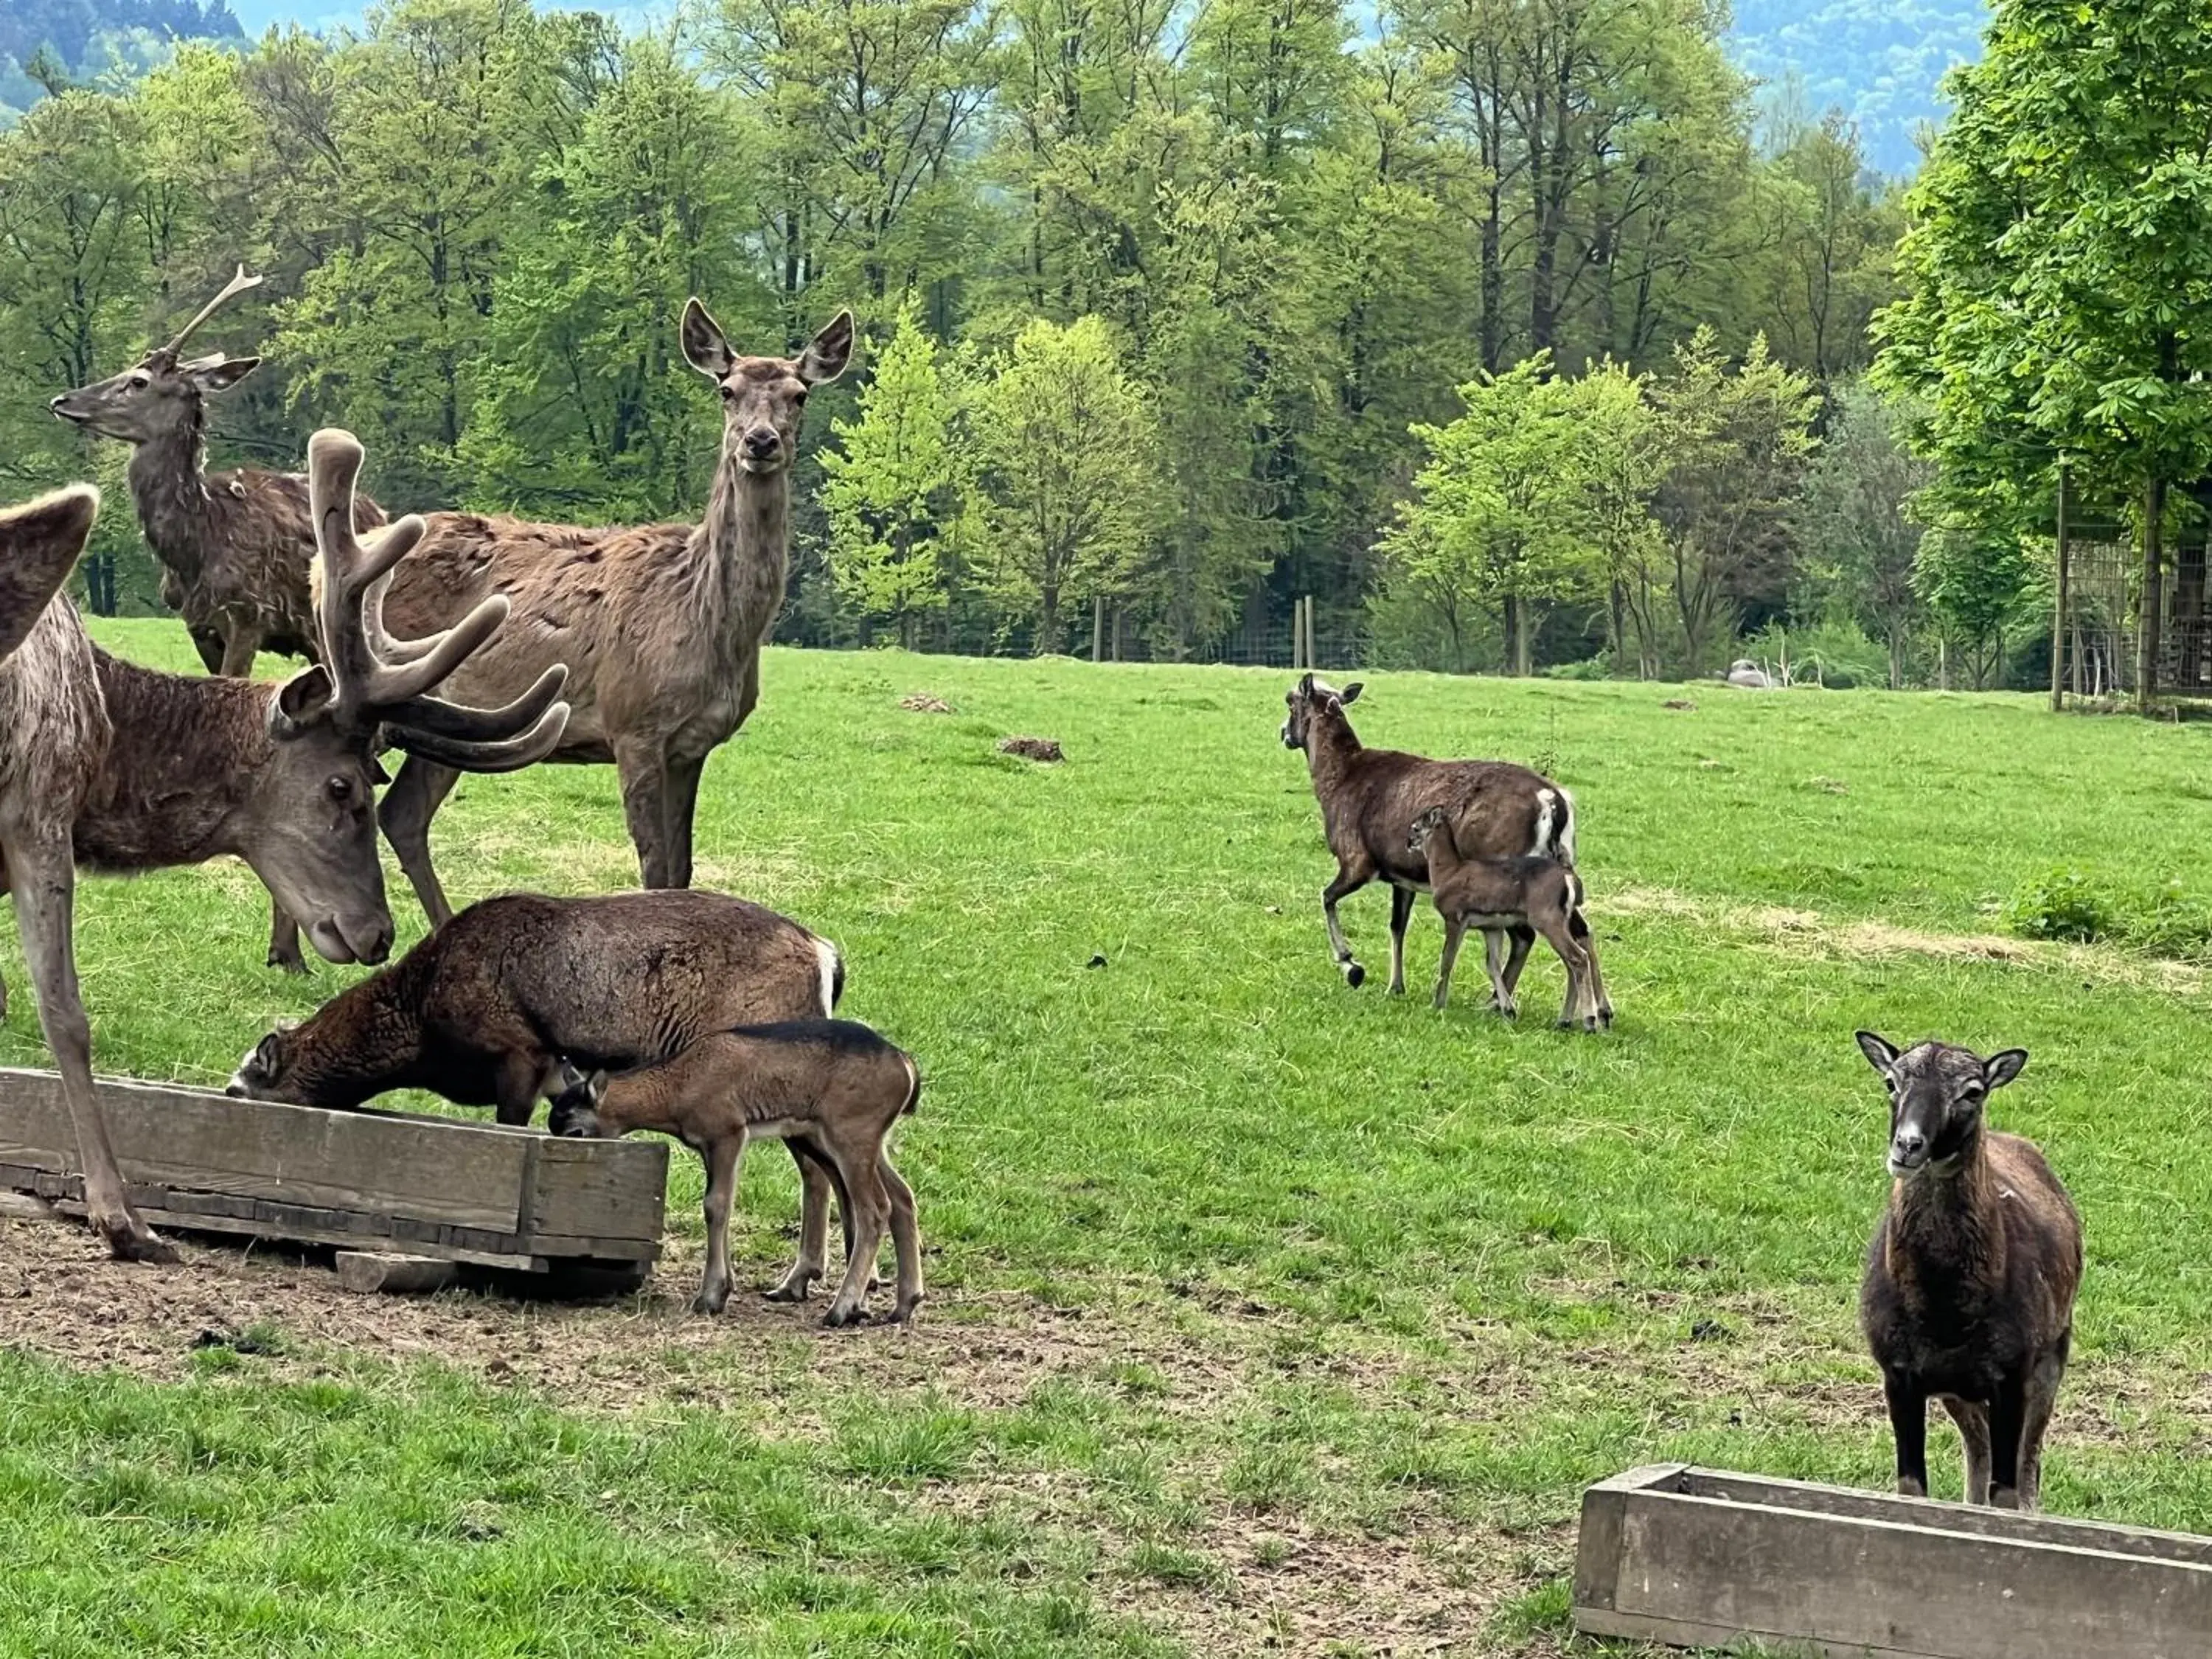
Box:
[549, 1018, 923, 1326]
[1855, 1033, 2081, 1510]
[1406, 805, 1606, 1029]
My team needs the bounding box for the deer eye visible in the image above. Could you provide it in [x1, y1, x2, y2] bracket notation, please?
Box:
[129, 373, 150, 389]
[326, 776, 355, 804]
[720, 383, 736, 400]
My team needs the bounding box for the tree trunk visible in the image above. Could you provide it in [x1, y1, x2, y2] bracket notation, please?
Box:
[2139, 476, 2165, 714]
[1503, 593, 1531, 676]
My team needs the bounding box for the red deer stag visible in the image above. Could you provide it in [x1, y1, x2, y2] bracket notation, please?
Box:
[364, 302, 854, 938]
[49, 266, 389, 678]
[51, 267, 393, 976]
[0, 433, 568, 1260]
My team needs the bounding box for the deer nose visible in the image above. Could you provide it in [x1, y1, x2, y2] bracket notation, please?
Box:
[744, 427, 780, 459]
[1891, 1129, 1928, 1166]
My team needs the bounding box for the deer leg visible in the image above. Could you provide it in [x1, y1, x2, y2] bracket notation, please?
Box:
[1481, 931, 1516, 1016]
[664, 756, 706, 891]
[617, 745, 677, 889]
[215, 625, 261, 679]
[1386, 883, 1415, 995]
[6, 832, 175, 1264]
[1497, 924, 1536, 1003]
[379, 757, 463, 932]
[766, 1138, 839, 1302]
[189, 627, 226, 676]
[2018, 1334, 2070, 1511]
[1569, 908, 1613, 1028]
[1321, 865, 1371, 989]
[1941, 1397, 1992, 1506]
[265, 900, 307, 975]
[1433, 915, 1467, 1010]
[824, 1152, 889, 1328]
[1987, 1373, 2030, 1509]
[1885, 1373, 1930, 1498]
[880, 1155, 924, 1324]
[493, 1050, 543, 1127]
[694, 1134, 748, 1315]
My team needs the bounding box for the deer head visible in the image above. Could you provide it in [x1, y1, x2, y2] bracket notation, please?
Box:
[546, 1058, 611, 1138]
[49, 266, 265, 445]
[1855, 1033, 2028, 1179]
[1406, 804, 1451, 858]
[1280, 673, 1362, 750]
[244, 429, 571, 965]
[681, 302, 854, 475]
[0, 484, 99, 661]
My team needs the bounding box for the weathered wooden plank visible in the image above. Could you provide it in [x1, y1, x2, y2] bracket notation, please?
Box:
[0, 1068, 526, 1233]
[1573, 1465, 2212, 1659]
[335, 1252, 458, 1295]
[526, 1135, 669, 1245]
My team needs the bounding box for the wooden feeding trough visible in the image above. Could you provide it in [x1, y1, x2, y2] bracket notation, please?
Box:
[1574, 1464, 2212, 1659]
[0, 1066, 669, 1290]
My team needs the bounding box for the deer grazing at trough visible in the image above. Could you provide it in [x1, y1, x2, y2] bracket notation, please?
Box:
[1406, 807, 1605, 1029]
[0, 435, 567, 1261]
[227, 888, 866, 1308]
[1855, 1033, 2082, 1511]
[1281, 674, 1608, 1020]
[350, 302, 853, 959]
[50, 266, 389, 679]
[549, 1018, 923, 1326]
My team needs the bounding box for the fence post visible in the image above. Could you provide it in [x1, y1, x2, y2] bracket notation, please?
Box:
[2051, 463, 2069, 712]
[1302, 596, 1316, 672]
[1092, 594, 1105, 664]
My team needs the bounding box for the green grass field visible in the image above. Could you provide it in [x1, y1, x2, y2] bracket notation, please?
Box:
[6, 624, 2212, 1656]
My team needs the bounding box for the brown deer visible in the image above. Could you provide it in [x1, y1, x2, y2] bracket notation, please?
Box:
[0, 434, 568, 1261]
[548, 1019, 923, 1326]
[49, 267, 389, 679]
[1855, 1033, 2083, 1511]
[227, 888, 869, 1309]
[50, 267, 394, 976]
[1281, 675, 1607, 1020]
[363, 302, 854, 948]
[1406, 806, 1604, 1029]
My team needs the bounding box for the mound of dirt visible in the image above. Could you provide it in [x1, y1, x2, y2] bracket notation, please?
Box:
[899, 694, 954, 713]
[998, 736, 1063, 762]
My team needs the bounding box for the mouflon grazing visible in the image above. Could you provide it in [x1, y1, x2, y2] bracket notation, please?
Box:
[1854, 1032, 2082, 1511]
[1280, 674, 1607, 1019]
[549, 1018, 922, 1326]
[1406, 805, 1605, 1029]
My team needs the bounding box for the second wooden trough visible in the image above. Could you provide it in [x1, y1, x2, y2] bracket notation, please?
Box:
[1574, 1463, 2212, 1659]
[0, 1066, 669, 1287]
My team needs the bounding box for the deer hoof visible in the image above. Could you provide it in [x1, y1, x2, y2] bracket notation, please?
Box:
[267, 951, 309, 976]
[98, 1217, 180, 1266]
[692, 1286, 731, 1316]
[1342, 961, 1366, 989]
[762, 1273, 815, 1303]
[822, 1303, 866, 1329]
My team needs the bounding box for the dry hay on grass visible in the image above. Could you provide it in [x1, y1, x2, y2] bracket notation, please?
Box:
[1606, 886, 2203, 992]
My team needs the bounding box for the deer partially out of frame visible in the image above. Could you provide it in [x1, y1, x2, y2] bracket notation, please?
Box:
[0, 434, 568, 1259]
[50, 267, 390, 679]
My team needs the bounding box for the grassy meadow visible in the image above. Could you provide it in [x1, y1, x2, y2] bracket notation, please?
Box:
[5, 624, 2212, 1655]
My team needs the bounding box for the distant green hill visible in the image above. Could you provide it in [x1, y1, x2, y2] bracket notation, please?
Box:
[1734, 0, 1989, 175]
[1, 0, 241, 71]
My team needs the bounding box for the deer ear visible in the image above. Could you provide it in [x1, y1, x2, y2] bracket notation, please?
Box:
[269, 665, 334, 740]
[1983, 1048, 2028, 1091]
[681, 298, 735, 378]
[1296, 672, 1315, 697]
[188, 355, 261, 394]
[799, 310, 855, 385]
[587, 1069, 609, 1099]
[1340, 681, 1364, 704]
[1854, 1030, 1901, 1075]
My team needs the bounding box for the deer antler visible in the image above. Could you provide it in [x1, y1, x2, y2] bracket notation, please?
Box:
[299, 429, 569, 766]
[163, 265, 265, 360]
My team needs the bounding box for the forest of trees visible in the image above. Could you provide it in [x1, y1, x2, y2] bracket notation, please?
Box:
[0, 0, 1999, 682]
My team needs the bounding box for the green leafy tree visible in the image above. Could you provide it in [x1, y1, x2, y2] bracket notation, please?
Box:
[820, 302, 974, 643]
[1795, 378, 1927, 686]
[1377, 354, 1615, 675]
[975, 316, 1166, 653]
[1876, 0, 2212, 709]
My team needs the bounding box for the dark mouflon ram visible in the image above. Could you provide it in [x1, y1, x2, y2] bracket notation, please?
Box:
[1281, 674, 1607, 1019]
[1855, 1032, 2083, 1511]
[549, 1018, 922, 1326]
[228, 888, 868, 1307]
